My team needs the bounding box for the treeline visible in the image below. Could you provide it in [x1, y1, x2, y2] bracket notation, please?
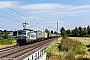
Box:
[60, 25, 90, 37]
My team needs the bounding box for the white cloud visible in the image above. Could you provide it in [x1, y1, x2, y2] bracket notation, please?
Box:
[21, 3, 67, 10]
[21, 3, 90, 11]
[51, 11, 89, 15]
[0, 1, 18, 8]
[28, 11, 51, 13]
[20, 16, 38, 19]
[70, 5, 90, 10]
[20, 3, 90, 16]
[0, 1, 90, 17]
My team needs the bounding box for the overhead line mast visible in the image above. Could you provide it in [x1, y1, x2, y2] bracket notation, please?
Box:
[23, 21, 28, 29]
[57, 22, 58, 33]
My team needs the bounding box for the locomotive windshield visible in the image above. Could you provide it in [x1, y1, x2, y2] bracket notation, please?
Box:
[18, 30, 26, 36]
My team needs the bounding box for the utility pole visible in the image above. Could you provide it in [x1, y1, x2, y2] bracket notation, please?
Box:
[57, 22, 58, 33]
[23, 21, 28, 29]
[56, 22, 59, 42]
[43, 28, 44, 32]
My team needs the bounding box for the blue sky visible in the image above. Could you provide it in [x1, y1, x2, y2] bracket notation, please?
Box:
[0, 0, 90, 32]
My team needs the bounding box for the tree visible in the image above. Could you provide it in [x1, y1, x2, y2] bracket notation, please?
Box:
[60, 26, 90, 37]
[74, 27, 80, 36]
[60, 27, 68, 38]
[54, 31, 58, 34]
[3, 31, 9, 39]
[60, 27, 65, 36]
[87, 28, 90, 35]
[62, 31, 68, 38]
[44, 29, 50, 33]
[82, 28, 88, 36]
[87, 25, 90, 35]
[87, 25, 90, 31]
[71, 30, 75, 36]
[51, 30, 53, 34]
[78, 26, 82, 36]
[66, 29, 70, 36]
[70, 27, 80, 37]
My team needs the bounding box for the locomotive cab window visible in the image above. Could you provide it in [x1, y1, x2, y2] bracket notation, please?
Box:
[22, 31, 26, 35]
[18, 30, 26, 35]
[18, 31, 22, 35]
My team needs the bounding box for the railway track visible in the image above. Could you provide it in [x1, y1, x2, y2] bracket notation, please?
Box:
[0, 37, 57, 60]
[0, 45, 18, 52]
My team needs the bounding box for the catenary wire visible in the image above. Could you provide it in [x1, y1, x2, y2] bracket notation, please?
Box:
[8, 0, 57, 30]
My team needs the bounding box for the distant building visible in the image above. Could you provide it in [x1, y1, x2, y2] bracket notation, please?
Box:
[9, 32, 13, 36]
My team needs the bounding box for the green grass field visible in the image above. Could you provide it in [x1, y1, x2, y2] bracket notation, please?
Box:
[46, 37, 62, 52]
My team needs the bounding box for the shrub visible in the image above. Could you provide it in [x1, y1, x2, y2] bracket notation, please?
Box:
[0, 31, 16, 45]
[65, 52, 76, 60]
[3, 31, 9, 39]
[0, 38, 14, 45]
[46, 51, 53, 58]
[58, 38, 86, 55]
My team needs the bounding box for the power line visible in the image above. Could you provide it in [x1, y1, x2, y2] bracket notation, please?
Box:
[0, 3, 40, 30]
[28, 23, 38, 28]
[8, 0, 38, 23]
[1, 1, 57, 31]
[0, 14, 22, 23]
[45, 22, 59, 33]
[0, 10, 24, 23]
[0, 3, 42, 28]
[0, 3, 36, 23]
[8, 0, 56, 30]
[0, 1, 45, 29]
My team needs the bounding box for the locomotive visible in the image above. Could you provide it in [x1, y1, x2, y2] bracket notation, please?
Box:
[16, 29, 60, 45]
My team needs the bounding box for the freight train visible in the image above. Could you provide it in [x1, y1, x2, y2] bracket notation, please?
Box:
[16, 29, 60, 45]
